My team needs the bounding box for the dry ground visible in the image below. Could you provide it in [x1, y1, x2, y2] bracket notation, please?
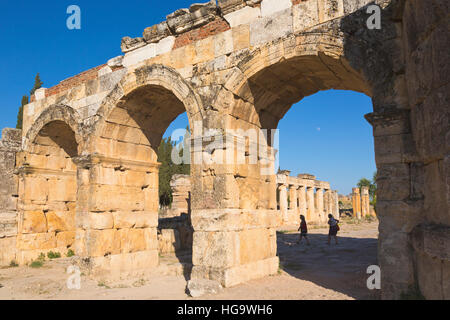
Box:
[0, 220, 379, 300]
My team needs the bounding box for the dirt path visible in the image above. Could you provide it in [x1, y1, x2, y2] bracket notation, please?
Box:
[0, 221, 379, 300]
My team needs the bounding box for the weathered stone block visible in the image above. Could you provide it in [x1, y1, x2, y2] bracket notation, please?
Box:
[17, 232, 56, 251]
[0, 237, 17, 266]
[293, 0, 320, 32]
[86, 229, 120, 257]
[46, 211, 75, 232]
[250, 8, 293, 46]
[158, 229, 181, 254]
[21, 211, 47, 234]
[143, 21, 171, 43]
[187, 278, 223, 297]
[239, 228, 272, 264]
[121, 36, 146, 53]
[224, 5, 261, 27]
[192, 231, 238, 268]
[119, 228, 147, 253]
[56, 231, 76, 248]
[261, 0, 291, 17]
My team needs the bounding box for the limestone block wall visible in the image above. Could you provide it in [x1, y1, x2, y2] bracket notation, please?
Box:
[75, 155, 160, 279]
[5, 0, 447, 298]
[0, 129, 21, 265]
[400, 0, 450, 300]
[15, 121, 78, 264]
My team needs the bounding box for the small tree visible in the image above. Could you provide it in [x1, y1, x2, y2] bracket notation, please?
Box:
[30, 73, 44, 96]
[17, 73, 43, 130]
[157, 126, 191, 207]
[16, 95, 29, 129]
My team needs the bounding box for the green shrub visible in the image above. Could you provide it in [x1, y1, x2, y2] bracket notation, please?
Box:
[98, 281, 111, 289]
[66, 249, 75, 257]
[37, 253, 46, 261]
[30, 260, 43, 268]
[47, 251, 61, 259]
[9, 260, 18, 267]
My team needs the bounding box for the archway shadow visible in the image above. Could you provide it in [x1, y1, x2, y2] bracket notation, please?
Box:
[276, 227, 379, 300]
[158, 214, 193, 282]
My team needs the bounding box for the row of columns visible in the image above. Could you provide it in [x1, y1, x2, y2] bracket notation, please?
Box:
[352, 187, 372, 219]
[278, 182, 339, 225]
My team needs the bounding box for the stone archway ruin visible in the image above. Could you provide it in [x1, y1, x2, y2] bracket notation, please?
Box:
[0, 0, 448, 299]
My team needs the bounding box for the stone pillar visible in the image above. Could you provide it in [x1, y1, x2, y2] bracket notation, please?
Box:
[279, 184, 288, 223]
[0, 129, 21, 266]
[289, 185, 298, 211]
[189, 131, 279, 291]
[298, 186, 307, 220]
[352, 187, 362, 220]
[74, 154, 159, 279]
[333, 190, 340, 218]
[288, 184, 298, 225]
[361, 186, 370, 218]
[315, 188, 324, 223]
[306, 187, 315, 222]
[164, 174, 191, 218]
[324, 189, 332, 215]
[367, 108, 421, 298]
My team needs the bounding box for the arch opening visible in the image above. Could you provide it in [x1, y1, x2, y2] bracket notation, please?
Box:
[203, 49, 380, 294]
[17, 120, 79, 264]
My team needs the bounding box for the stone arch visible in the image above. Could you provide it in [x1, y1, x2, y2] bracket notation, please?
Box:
[17, 105, 80, 264]
[75, 64, 204, 278]
[23, 104, 82, 153]
[86, 64, 203, 153]
[213, 32, 372, 132]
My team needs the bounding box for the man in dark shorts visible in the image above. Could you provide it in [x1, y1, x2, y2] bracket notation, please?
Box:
[327, 214, 340, 245]
[297, 215, 310, 245]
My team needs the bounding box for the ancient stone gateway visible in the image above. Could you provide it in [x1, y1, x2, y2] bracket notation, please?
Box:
[0, 0, 448, 299]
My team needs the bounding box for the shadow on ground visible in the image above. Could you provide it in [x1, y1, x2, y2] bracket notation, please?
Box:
[277, 228, 379, 300]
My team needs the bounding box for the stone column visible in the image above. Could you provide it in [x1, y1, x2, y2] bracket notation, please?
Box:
[306, 187, 315, 222]
[279, 184, 288, 223]
[288, 184, 298, 225]
[333, 190, 340, 218]
[289, 185, 298, 211]
[324, 189, 332, 215]
[74, 154, 159, 279]
[189, 131, 279, 290]
[315, 188, 324, 223]
[166, 174, 191, 218]
[361, 187, 370, 218]
[352, 187, 362, 220]
[298, 186, 307, 220]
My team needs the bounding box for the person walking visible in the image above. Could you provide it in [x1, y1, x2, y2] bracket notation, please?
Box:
[327, 214, 340, 245]
[297, 215, 310, 245]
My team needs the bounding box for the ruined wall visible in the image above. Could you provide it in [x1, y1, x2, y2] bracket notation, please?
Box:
[0, 128, 21, 265]
[5, 0, 447, 299]
[15, 121, 78, 264]
[402, 0, 450, 300]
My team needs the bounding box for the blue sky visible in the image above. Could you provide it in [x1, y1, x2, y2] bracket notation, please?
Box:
[0, 1, 376, 195]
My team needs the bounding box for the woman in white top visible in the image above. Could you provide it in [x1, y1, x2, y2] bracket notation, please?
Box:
[327, 214, 340, 245]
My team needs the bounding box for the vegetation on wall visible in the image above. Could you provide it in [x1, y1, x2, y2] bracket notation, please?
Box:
[16, 73, 43, 129]
[157, 127, 190, 207]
